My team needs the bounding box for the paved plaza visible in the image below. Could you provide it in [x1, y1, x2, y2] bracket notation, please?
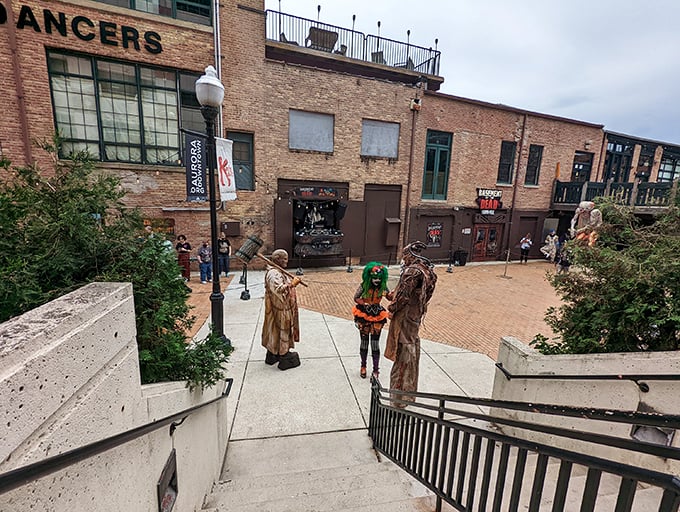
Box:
[187, 259, 562, 359]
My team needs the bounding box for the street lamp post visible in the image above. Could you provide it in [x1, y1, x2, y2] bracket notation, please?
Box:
[195, 65, 229, 345]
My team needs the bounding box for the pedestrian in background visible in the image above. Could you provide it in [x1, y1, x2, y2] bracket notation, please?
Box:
[385, 242, 437, 407]
[540, 230, 559, 262]
[197, 240, 212, 284]
[217, 232, 231, 277]
[519, 233, 533, 264]
[175, 234, 192, 281]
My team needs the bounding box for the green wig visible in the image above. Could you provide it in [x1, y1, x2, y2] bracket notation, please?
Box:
[361, 261, 388, 297]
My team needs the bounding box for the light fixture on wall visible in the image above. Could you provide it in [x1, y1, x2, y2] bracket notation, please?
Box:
[584, 140, 592, 150]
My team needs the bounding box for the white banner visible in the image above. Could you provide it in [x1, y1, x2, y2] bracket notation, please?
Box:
[215, 137, 237, 201]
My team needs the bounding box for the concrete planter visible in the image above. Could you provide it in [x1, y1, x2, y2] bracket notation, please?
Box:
[491, 336, 680, 473]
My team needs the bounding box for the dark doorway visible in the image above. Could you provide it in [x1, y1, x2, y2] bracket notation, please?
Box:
[362, 184, 402, 264]
[472, 224, 502, 261]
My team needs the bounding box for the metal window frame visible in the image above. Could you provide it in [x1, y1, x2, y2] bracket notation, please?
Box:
[524, 144, 543, 186]
[421, 130, 452, 200]
[47, 49, 193, 165]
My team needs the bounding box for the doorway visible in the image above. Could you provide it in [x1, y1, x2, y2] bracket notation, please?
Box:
[472, 224, 502, 261]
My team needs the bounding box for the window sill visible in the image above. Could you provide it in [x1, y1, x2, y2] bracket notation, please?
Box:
[495, 183, 514, 187]
[523, 184, 540, 188]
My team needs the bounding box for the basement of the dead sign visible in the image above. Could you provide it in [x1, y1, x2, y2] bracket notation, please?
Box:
[0, 3, 162, 54]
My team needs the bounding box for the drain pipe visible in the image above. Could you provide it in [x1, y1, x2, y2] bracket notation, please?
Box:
[503, 113, 528, 258]
[402, 81, 424, 247]
[6, 0, 33, 164]
[213, 0, 223, 137]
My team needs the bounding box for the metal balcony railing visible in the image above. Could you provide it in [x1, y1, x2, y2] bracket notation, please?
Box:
[553, 180, 675, 208]
[266, 10, 441, 76]
[369, 377, 680, 512]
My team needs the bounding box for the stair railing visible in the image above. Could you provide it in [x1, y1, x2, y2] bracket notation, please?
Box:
[0, 378, 233, 495]
[369, 378, 680, 512]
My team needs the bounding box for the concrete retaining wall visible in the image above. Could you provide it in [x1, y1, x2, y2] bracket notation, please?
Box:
[0, 282, 228, 511]
[492, 336, 680, 474]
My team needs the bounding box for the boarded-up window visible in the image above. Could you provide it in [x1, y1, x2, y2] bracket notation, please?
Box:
[289, 110, 334, 153]
[361, 119, 400, 158]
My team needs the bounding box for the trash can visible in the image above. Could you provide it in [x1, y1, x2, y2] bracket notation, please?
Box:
[453, 250, 468, 266]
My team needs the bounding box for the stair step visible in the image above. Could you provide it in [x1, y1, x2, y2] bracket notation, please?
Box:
[217, 460, 396, 493]
[205, 480, 422, 512]
[210, 465, 413, 508]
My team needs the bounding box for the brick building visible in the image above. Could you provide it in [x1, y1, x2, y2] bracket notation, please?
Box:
[1, 0, 677, 267]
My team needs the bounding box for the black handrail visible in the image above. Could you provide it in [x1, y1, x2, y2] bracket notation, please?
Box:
[0, 378, 233, 495]
[496, 361, 680, 392]
[368, 378, 680, 512]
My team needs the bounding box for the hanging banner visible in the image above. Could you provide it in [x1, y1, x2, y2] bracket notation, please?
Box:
[215, 137, 237, 201]
[185, 133, 207, 202]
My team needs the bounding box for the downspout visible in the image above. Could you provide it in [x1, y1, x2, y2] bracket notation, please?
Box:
[213, 0, 223, 137]
[503, 113, 527, 257]
[6, 0, 33, 164]
[402, 82, 423, 247]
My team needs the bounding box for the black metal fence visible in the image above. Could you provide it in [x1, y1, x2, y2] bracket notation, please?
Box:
[369, 379, 680, 512]
[553, 180, 674, 208]
[266, 11, 441, 76]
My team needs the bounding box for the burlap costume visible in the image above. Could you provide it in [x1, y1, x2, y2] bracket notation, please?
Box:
[261, 257, 300, 358]
[385, 242, 437, 406]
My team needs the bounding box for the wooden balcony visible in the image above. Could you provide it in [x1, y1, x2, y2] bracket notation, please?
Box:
[552, 180, 678, 213]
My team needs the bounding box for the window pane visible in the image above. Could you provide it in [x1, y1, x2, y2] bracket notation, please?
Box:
[497, 141, 516, 183]
[360, 119, 399, 158]
[227, 132, 254, 190]
[525, 144, 543, 185]
[289, 110, 334, 153]
[97, 61, 136, 83]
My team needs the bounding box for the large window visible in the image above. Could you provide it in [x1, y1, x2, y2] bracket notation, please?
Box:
[658, 155, 680, 183]
[421, 130, 451, 200]
[571, 151, 593, 182]
[525, 144, 543, 186]
[604, 138, 633, 182]
[227, 132, 255, 191]
[289, 110, 334, 153]
[360, 119, 399, 159]
[95, 0, 211, 25]
[497, 140, 516, 184]
[48, 50, 199, 164]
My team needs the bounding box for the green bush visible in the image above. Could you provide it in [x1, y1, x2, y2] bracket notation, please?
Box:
[532, 197, 680, 354]
[0, 136, 230, 388]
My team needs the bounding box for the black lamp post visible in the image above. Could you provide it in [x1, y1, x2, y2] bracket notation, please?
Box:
[195, 65, 229, 345]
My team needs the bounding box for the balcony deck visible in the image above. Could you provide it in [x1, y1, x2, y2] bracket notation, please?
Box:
[265, 10, 443, 90]
[552, 180, 677, 213]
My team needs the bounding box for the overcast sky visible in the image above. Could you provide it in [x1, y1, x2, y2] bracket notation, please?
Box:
[266, 0, 680, 145]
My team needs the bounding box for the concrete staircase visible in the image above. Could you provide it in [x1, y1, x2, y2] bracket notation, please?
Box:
[201, 425, 666, 512]
[201, 430, 439, 512]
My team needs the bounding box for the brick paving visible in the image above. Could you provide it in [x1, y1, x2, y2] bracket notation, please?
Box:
[187, 261, 563, 360]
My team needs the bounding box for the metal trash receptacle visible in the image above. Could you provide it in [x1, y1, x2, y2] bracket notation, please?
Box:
[453, 250, 468, 266]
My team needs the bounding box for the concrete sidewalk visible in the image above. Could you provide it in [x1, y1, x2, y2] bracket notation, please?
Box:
[197, 271, 494, 469]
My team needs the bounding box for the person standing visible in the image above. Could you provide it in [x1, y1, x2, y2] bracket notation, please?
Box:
[352, 262, 393, 379]
[385, 241, 437, 407]
[519, 233, 533, 264]
[175, 235, 192, 281]
[540, 230, 559, 262]
[262, 249, 302, 370]
[197, 240, 212, 284]
[217, 232, 231, 277]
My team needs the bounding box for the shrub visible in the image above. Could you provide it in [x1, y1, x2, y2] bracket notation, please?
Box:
[0, 136, 230, 388]
[532, 197, 680, 354]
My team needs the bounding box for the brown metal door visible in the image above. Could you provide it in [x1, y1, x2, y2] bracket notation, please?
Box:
[363, 185, 402, 264]
[472, 224, 502, 261]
